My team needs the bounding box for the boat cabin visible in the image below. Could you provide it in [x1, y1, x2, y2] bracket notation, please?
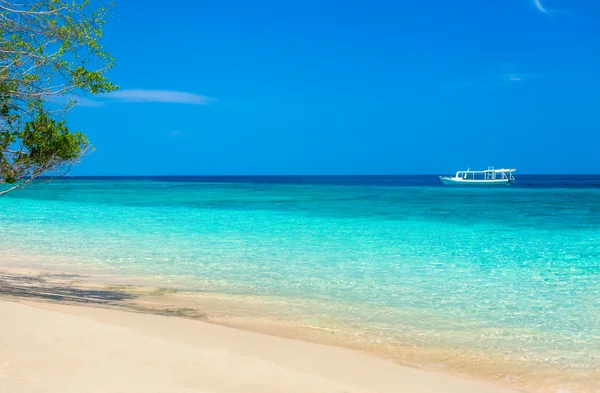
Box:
[440, 167, 516, 186]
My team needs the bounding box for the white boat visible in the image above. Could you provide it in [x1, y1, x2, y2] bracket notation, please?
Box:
[440, 167, 516, 186]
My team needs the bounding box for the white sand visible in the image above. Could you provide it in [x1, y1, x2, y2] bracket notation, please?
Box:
[0, 299, 520, 393]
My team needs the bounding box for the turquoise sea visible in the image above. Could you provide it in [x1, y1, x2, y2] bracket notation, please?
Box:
[1, 176, 599, 392]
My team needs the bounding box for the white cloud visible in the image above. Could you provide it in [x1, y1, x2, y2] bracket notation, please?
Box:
[105, 89, 214, 105]
[447, 66, 543, 90]
[74, 96, 106, 107]
[508, 74, 524, 81]
[506, 72, 543, 82]
[70, 89, 215, 107]
[533, 0, 548, 13]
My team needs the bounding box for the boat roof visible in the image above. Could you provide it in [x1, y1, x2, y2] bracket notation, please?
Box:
[457, 168, 516, 173]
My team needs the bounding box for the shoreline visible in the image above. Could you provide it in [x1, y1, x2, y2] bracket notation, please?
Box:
[0, 299, 522, 393]
[0, 259, 596, 393]
[0, 264, 522, 393]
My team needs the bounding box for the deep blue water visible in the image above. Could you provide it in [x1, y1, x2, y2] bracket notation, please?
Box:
[40, 174, 600, 187]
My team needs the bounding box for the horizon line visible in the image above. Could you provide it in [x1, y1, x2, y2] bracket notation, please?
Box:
[56, 173, 600, 177]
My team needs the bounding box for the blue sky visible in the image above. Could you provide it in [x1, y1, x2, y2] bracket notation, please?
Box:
[69, 0, 600, 175]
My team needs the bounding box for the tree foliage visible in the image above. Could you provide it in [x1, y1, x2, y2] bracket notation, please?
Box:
[0, 0, 117, 194]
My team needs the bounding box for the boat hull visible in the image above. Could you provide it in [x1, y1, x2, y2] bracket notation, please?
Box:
[439, 177, 511, 186]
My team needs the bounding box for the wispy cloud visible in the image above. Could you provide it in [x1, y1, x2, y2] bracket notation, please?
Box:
[74, 96, 106, 107]
[533, 0, 548, 14]
[70, 89, 215, 107]
[508, 74, 524, 81]
[504, 72, 542, 83]
[530, 0, 574, 17]
[105, 89, 213, 105]
[446, 65, 543, 90]
[495, 63, 543, 83]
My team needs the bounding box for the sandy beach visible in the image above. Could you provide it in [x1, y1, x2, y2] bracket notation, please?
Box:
[0, 267, 521, 393]
[0, 300, 520, 393]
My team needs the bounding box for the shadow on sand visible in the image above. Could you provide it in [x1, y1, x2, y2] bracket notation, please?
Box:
[0, 272, 136, 304]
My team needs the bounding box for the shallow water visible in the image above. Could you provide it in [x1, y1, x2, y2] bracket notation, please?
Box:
[1, 176, 599, 392]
